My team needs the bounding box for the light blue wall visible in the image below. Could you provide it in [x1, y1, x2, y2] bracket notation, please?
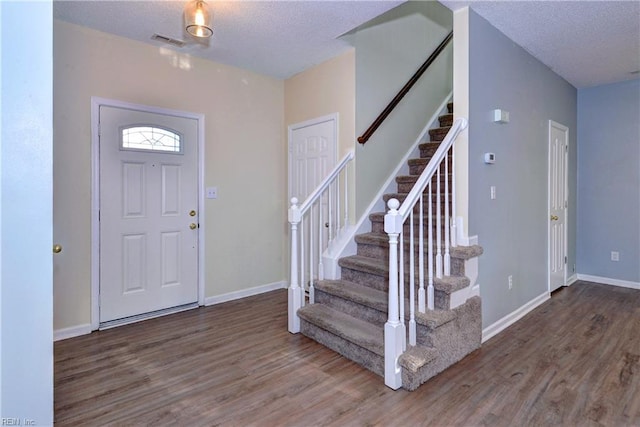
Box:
[0, 1, 54, 423]
[577, 79, 640, 283]
[349, 1, 453, 217]
[467, 10, 577, 328]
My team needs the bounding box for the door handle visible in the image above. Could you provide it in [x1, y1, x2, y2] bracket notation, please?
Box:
[190, 223, 197, 230]
[53, 244, 62, 254]
[550, 215, 559, 221]
[189, 210, 196, 217]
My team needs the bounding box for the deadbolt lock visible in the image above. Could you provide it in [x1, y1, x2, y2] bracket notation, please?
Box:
[189, 210, 196, 217]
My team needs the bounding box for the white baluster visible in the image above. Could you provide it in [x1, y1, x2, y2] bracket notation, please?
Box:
[309, 208, 315, 304]
[451, 146, 457, 247]
[399, 232, 405, 351]
[428, 183, 434, 311]
[409, 211, 416, 346]
[436, 165, 443, 279]
[418, 193, 425, 312]
[328, 185, 333, 243]
[288, 197, 302, 333]
[384, 198, 405, 390]
[336, 176, 341, 236]
[318, 197, 324, 281]
[300, 216, 306, 307]
[444, 153, 450, 276]
[344, 166, 349, 230]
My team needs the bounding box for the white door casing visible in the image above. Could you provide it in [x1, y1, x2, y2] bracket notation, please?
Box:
[92, 99, 205, 328]
[549, 120, 569, 292]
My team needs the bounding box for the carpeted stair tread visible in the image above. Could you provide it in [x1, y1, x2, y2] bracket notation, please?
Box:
[399, 346, 438, 373]
[339, 255, 388, 276]
[297, 304, 384, 356]
[415, 309, 457, 329]
[316, 280, 387, 312]
[434, 275, 469, 294]
[450, 244, 484, 260]
[355, 232, 480, 260]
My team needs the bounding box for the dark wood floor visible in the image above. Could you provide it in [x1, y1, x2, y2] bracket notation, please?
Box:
[55, 281, 640, 426]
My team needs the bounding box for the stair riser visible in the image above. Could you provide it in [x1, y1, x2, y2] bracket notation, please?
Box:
[397, 180, 453, 194]
[338, 267, 454, 310]
[429, 128, 450, 142]
[341, 267, 387, 291]
[439, 114, 453, 127]
[370, 221, 451, 235]
[409, 160, 454, 175]
[315, 289, 387, 327]
[356, 245, 467, 276]
[300, 319, 384, 377]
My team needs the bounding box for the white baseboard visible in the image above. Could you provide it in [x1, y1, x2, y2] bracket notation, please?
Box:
[566, 274, 578, 286]
[482, 291, 549, 343]
[576, 274, 640, 290]
[204, 280, 287, 306]
[54, 323, 92, 342]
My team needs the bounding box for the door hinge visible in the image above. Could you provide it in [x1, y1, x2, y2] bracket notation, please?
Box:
[565, 201, 568, 208]
[564, 256, 567, 264]
[565, 145, 568, 152]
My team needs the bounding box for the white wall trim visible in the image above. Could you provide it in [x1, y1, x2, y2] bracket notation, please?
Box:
[90, 97, 206, 330]
[482, 291, 550, 343]
[54, 324, 92, 342]
[576, 274, 640, 290]
[567, 273, 578, 286]
[204, 280, 287, 306]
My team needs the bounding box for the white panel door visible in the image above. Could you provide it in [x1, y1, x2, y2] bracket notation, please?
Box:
[289, 116, 337, 284]
[549, 121, 568, 292]
[289, 116, 336, 202]
[99, 106, 199, 323]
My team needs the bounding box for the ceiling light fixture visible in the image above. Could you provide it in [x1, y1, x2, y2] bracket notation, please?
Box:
[184, 0, 213, 38]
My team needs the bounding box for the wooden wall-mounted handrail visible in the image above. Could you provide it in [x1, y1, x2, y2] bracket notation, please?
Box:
[358, 31, 453, 145]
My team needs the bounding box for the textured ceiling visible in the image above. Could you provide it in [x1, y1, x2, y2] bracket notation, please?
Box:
[53, 0, 405, 79]
[54, 0, 640, 86]
[440, 0, 640, 88]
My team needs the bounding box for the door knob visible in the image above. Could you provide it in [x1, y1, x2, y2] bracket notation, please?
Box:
[190, 223, 197, 230]
[53, 244, 62, 254]
[550, 215, 559, 221]
[189, 210, 196, 217]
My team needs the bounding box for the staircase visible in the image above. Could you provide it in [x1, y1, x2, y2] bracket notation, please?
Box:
[296, 104, 483, 391]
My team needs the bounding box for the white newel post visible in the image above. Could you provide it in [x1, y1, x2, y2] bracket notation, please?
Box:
[384, 199, 406, 390]
[288, 197, 303, 333]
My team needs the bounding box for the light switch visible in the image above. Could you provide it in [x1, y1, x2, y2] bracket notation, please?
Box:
[493, 109, 510, 124]
[206, 187, 218, 199]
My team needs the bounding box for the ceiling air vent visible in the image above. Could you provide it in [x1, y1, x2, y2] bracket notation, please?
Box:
[151, 33, 186, 48]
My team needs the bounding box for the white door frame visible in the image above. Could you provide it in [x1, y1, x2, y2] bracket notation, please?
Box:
[287, 113, 338, 201]
[548, 120, 569, 293]
[90, 97, 206, 330]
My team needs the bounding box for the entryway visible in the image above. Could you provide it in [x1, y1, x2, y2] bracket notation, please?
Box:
[92, 99, 204, 328]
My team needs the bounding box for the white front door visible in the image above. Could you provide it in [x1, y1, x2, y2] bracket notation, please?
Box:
[99, 106, 199, 323]
[549, 120, 568, 292]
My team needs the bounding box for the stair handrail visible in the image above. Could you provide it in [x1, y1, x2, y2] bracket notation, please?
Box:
[288, 150, 354, 333]
[357, 31, 453, 145]
[383, 117, 467, 389]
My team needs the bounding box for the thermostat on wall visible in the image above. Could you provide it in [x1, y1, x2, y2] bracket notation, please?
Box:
[484, 153, 496, 164]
